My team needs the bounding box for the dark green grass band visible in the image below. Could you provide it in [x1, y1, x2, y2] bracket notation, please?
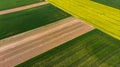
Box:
[0, 4, 70, 40]
[0, 0, 44, 10]
[93, 0, 120, 9]
[16, 29, 120, 67]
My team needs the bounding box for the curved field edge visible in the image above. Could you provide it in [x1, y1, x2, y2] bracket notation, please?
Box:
[0, 0, 44, 10]
[0, 4, 70, 40]
[46, 0, 120, 40]
[16, 29, 120, 67]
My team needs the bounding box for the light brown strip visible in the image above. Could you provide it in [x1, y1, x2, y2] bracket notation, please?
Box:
[0, 2, 48, 15]
[0, 17, 94, 67]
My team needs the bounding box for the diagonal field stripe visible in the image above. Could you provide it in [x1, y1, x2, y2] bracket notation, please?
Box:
[0, 2, 48, 15]
[0, 17, 94, 67]
[46, 0, 120, 40]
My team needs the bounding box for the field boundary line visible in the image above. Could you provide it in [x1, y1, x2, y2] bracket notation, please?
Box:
[0, 2, 48, 15]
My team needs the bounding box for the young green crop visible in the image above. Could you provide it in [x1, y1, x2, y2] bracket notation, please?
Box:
[16, 29, 120, 67]
[0, 4, 70, 40]
[0, 0, 44, 10]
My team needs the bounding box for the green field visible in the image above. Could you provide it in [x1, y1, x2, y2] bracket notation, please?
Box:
[16, 29, 120, 67]
[0, 0, 44, 10]
[93, 0, 120, 9]
[0, 4, 70, 40]
[47, 0, 120, 40]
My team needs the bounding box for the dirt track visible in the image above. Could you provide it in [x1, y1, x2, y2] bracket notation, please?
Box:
[0, 17, 94, 67]
[0, 2, 48, 15]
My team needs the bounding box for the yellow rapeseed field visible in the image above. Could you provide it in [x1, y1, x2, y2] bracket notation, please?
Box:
[47, 0, 120, 40]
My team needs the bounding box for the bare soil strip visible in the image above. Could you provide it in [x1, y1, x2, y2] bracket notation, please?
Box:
[0, 2, 48, 15]
[0, 17, 94, 67]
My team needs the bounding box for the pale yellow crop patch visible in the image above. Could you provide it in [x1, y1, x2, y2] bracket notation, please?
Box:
[46, 0, 120, 40]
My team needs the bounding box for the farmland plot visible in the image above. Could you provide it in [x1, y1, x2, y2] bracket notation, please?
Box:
[47, 0, 120, 40]
[0, 4, 70, 40]
[0, 0, 44, 10]
[93, 0, 120, 9]
[16, 29, 120, 67]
